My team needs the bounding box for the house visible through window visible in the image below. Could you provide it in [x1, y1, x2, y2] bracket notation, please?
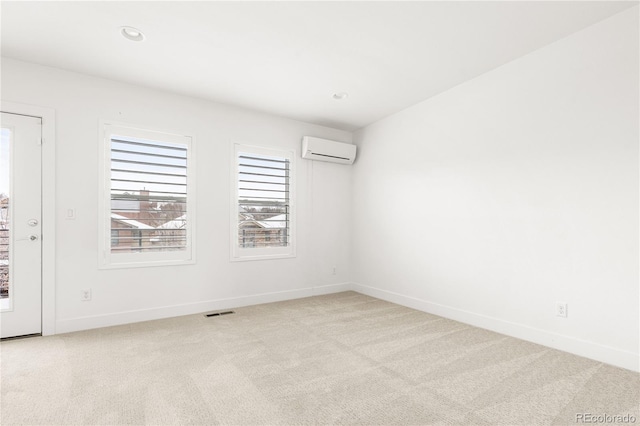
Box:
[232, 144, 295, 260]
[100, 123, 194, 268]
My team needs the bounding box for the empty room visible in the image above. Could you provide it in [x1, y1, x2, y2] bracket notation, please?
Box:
[1, 1, 638, 425]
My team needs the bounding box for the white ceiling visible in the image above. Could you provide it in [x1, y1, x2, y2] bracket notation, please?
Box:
[1, 1, 636, 131]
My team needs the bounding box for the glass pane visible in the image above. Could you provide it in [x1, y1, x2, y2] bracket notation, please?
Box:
[238, 152, 290, 248]
[0, 128, 11, 301]
[110, 135, 188, 254]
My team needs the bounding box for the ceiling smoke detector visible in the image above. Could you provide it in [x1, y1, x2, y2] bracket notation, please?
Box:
[121, 26, 145, 42]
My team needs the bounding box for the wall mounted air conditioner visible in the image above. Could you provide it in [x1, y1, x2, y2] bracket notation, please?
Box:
[301, 136, 357, 165]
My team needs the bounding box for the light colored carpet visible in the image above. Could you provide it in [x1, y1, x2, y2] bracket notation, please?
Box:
[1, 291, 638, 425]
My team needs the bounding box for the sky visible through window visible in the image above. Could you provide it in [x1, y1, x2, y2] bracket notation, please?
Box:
[110, 134, 187, 196]
[238, 153, 288, 201]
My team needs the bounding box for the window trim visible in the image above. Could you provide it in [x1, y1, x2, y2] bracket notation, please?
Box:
[98, 121, 196, 269]
[231, 143, 296, 261]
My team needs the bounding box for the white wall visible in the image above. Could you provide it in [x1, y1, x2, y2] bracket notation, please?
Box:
[1, 58, 353, 332]
[352, 7, 639, 371]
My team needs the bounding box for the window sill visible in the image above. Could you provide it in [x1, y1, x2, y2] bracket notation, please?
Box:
[230, 253, 296, 262]
[99, 258, 196, 270]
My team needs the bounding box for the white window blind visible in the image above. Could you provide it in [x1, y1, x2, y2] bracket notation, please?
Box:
[100, 123, 194, 268]
[233, 144, 295, 260]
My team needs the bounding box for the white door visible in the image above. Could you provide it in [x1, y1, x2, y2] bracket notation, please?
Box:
[0, 112, 42, 338]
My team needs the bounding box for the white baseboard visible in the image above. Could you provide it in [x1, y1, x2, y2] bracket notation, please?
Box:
[311, 282, 353, 296]
[55, 282, 352, 334]
[352, 282, 640, 373]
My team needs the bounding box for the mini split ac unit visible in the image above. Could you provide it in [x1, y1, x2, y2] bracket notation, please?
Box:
[301, 136, 357, 165]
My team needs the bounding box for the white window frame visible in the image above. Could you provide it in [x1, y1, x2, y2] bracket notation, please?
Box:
[231, 143, 296, 261]
[99, 122, 195, 269]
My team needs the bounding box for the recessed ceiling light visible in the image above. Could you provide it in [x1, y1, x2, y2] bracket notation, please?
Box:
[332, 92, 349, 101]
[121, 26, 145, 42]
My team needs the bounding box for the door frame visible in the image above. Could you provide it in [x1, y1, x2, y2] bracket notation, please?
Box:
[1, 101, 56, 336]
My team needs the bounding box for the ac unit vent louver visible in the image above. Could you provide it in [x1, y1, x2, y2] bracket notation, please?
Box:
[204, 311, 235, 318]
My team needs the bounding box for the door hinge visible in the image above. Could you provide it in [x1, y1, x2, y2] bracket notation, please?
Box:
[38, 138, 43, 145]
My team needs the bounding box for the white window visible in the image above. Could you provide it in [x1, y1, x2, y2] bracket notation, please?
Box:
[99, 123, 195, 268]
[232, 144, 295, 260]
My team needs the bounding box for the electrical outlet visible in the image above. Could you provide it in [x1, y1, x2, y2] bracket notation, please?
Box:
[556, 302, 568, 318]
[81, 289, 92, 301]
[332, 266, 337, 275]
